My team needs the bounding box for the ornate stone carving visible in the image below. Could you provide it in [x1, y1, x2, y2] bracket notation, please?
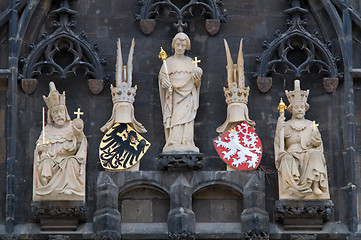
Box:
[100, 39, 147, 134]
[243, 230, 269, 240]
[33, 82, 87, 201]
[290, 234, 317, 240]
[159, 152, 203, 170]
[20, 0, 106, 95]
[216, 39, 255, 134]
[135, 0, 226, 35]
[31, 200, 86, 231]
[275, 200, 333, 230]
[169, 231, 196, 240]
[254, 0, 340, 93]
[32, 203, 86, 223]
[158, 32, 202, 153]
[274, 80, 330, 200]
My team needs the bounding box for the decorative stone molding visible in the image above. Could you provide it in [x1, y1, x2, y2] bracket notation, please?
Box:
[169, 230, 196, 240]
[31, 201, 86, 231]
[274, 200, 333, 230]
[20, 0, 106, 95]
[135, 0, 226, 34]
[159, 152, 203, 170]
[290, 234, 317, 240]
[254, 0, 340, 93]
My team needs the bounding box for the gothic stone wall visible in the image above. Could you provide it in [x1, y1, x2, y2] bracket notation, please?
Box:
[1, 0, 361, 239]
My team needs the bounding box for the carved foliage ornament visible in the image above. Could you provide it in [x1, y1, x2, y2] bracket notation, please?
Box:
[20, 0, 106, 95]
[255, 0, 340, 93]
[135, 0, 226, 35]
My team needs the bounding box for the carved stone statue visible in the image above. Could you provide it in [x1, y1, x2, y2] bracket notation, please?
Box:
[158, 32, 203, 153]
[33, 82, 87, 201]
[274, 80, 330, 200]
[216, 39, 255, 134]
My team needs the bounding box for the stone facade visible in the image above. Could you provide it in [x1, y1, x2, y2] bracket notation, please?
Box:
[0, 0, 361, 239]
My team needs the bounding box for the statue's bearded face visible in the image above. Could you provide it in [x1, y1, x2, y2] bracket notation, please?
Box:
[174, 39, 186, 56]
[51, 105, 66, 126]
[292, 102, 306, 119]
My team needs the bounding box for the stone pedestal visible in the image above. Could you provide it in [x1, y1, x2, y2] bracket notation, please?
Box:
[274, 200, 333, 230]
[31, 201, 86, 231]
[159, 151, 203, 170]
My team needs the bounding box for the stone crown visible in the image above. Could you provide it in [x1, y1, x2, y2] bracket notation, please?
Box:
[111, 82, 137, 104]
[285, 80, 309, 106]
[43, 82, 66, 108]
[224, 82, 249, 105]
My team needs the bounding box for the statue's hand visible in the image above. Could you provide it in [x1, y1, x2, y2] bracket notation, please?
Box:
[73, 118, 84, 130]
[161, 78, 172, 89]
[192, 67, 203, 82]
[38, 144, 48, 153]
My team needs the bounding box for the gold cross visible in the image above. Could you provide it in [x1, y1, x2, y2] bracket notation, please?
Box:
[74, 108, 84, 119]
[192, 57, 201, 67]
[310, 121, 319, 131]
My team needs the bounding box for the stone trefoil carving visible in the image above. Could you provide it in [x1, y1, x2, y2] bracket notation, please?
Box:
[274, 80, 330, 200]
[33, 82, 87, 201]
[135, 0, 226, 35]
[20, 0, 106, 95]
[216, 39, 255, 134]
[254, 0, 340, 93]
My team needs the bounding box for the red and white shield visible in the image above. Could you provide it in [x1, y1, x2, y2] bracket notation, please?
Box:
[213, 122, 263, 170]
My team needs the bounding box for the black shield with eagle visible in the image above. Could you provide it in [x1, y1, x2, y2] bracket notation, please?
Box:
[99, 123, 150, 170]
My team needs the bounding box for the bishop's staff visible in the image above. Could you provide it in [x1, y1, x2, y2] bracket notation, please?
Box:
[158, 47, 172, 95]
[277, 98, 287, 152]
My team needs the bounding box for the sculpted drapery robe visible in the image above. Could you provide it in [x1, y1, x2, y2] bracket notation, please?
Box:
[33, 120, 87, 201]
[159, 56, 201, 152]
[274, 119, 329, 199]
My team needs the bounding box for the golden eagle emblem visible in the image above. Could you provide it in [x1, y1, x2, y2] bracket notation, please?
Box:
[99, 123, 150, 170]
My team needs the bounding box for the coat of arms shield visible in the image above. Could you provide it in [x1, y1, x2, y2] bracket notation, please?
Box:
[99, 123, 150, 170]
[213, 122, 263, 170]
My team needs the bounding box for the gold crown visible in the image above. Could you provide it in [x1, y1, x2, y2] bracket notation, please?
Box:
[224, 82, 249, 105]
[43, 82, 66, 108]
[110, 82, 137, 104]
[285, 80, 309, 106]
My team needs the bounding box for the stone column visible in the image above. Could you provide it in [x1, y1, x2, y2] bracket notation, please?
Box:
[241, 174, 269, 239]
[168, 174, 196, 240]
[93, 172, 121, 239]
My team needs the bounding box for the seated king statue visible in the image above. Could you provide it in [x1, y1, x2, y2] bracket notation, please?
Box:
[33, 82, 87, 201]
[274, 80, 330, 200]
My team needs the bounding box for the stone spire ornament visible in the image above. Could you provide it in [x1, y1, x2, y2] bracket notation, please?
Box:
[274, 79, 330, 200]
[216, 39, 255, 134]
[99, 39, 150, 171]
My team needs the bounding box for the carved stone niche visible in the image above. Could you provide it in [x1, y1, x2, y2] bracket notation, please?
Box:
[159, 151, 203, 171]
[31, 201, 86, 231]
[274, 200, 333, 230]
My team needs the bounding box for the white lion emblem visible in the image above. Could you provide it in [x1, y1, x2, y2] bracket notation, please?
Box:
[214, 123, 261, 169]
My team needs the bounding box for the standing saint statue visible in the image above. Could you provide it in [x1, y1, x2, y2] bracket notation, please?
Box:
[158, 32, 203, 153]
[274, 80, 330, 200]
[33, 82, 87, 201]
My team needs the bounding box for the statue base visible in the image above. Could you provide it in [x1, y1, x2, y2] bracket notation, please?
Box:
[274, 200, 333, 230]
[159, 151, 203, 170]
[32, 201, 86, 231]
